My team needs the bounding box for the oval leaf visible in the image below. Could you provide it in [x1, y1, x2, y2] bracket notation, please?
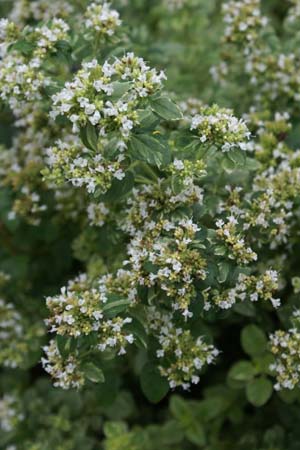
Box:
[241, 324, 267, 357]
[83, 362, 105, 383]
[129, 134, 170, 167]
[140, 363, 169, 403]
[246, 377, 273, 407]
[150, 96, 183, 121]
[228, 361, 256, 382]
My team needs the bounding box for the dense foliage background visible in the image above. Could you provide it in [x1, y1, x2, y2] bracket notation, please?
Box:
[1, 1, 300, 449]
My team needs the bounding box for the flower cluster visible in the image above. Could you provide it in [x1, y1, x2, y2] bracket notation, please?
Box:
[190, 105, 251, 151]
[215, 216, 257, 265]
[9, 0, 74, 24]
[150, 309, 219, 389]
[98, 269, 138, 305]
[45, 274, 135, 357]
[217, 0, 300, 112]
[145, 220, 207, 316]
[270, 325, 300, 391]
[0, 395, 24, 433]
[46, 274, 104, 337]
[0, 110, 83, 225]
[244, 110, 292, 165]
[222, 0, 268, 46]
[87, 201, 109, 227]
[0, 18, 69, 113]
[30, 18, 70, 60]
[51, 54, 166, 139]
[47, 53, 167, 195]
[0, 54, 49, 111]
[42, 339, 85, 389]
[205, 270, 280, 310]
[246, 155, 300, 248]
[84, 2, 121, 37]
[245, 50, 300, 105]
[44, 139, 125, 194]
[169, 159, 206, 185]
[0, 299, 26, 368]
[179, 97, 203, 120]
[0, 18, 18, 45]
[164, 0, 188, 11]
[285, 0, 300, 25]
[215, 111, 300, 253]
[121, 183, 206, 317]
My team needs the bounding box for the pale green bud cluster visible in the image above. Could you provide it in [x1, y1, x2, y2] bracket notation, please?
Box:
[169, 159, 206, 184]
[0, 18, 19, 45]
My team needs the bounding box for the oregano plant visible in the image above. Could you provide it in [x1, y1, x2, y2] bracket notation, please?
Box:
[1, 1, 300, 449]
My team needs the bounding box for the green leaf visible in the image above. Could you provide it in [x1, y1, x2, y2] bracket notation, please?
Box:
[106, 391, 135, 420]
[103, 171, 134, 201]
[217, 262, 230, 283]
[233, 301, 256, 317]
[150, 96, 183, 121]
[195, 397, 229, 421]
[138, 109, 160, 131]
[185, 422, 206, 446]
[221, 154, 236, 172]
[214, 245, 227, 256]
[277, 387, 299, 404]
[228, 361, 256, 382]
[124, 318, 148, 349]
[9, 39, 35, 55]
[103, 421, 127, 438]
[170, 396, 206, 445]
[246, 377, 273, 407]
[80, 123, 98, 151]
[244, 157, 262, 171]
[110, 81, 132, 100]
[128, 134, 170, 167]
[158, 420, 184, 445]
[140, 364, 169, 403]
[227, 149, 246, 166]
[55, 40, 72, 54]
[83, 362, 105, 383]
[253, 353, 275, 375]
[56, 335, 76, 358]
[103, 294, 132, 317]
[241, 325, 267, 357]
[170, 395, 191, 423]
